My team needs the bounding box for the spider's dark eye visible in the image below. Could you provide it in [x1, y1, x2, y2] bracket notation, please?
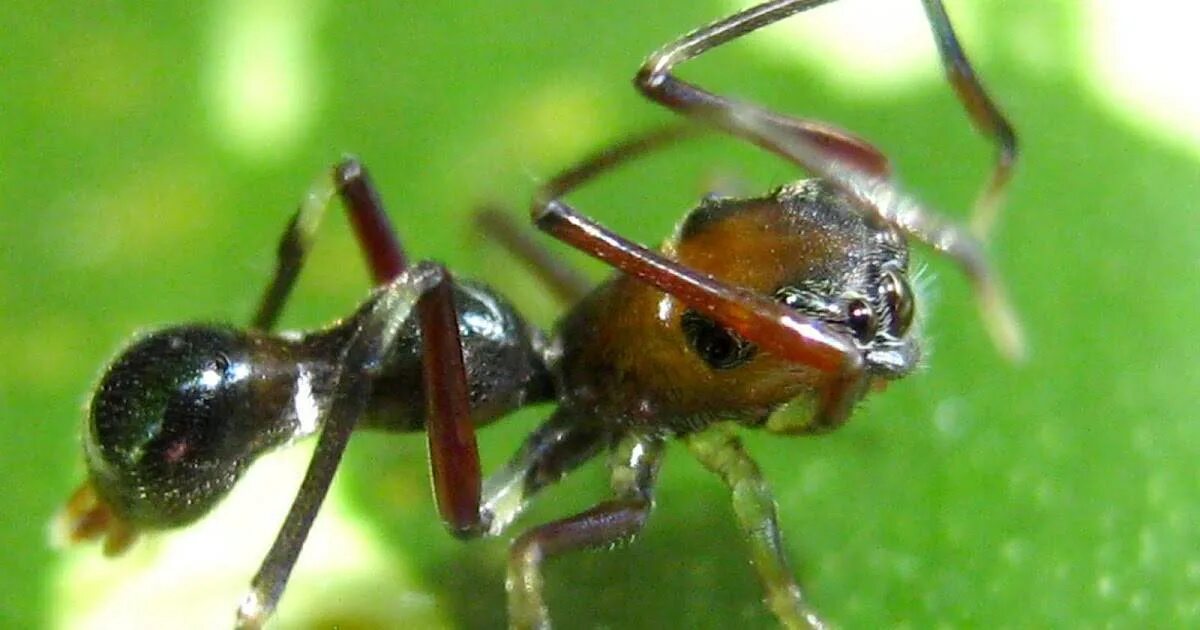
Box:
[880, 268, 915, 336]
[682, 310, 757, 370]
[845, 297, 876, 342]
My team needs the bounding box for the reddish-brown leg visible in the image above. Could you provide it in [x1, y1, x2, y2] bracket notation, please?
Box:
[336, 159, 408, 284]
[417, 273, 482, 536]
[238, 262, 487, 628]
[507, 434, 665, 629]
[235, 158, 484, 626]
[247, 156, 485, 531]
[920, 0, 1018, 236]
[635, 0, 1024, 359]
[251, 156, 407, 332]
[475, 206, 593, 305]
[635, 1, 890, 177]
[636, 0, 1016, 225]
[471, 127, 712, 307]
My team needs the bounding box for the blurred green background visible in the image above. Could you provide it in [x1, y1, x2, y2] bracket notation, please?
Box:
[2, 0, 1198, 628]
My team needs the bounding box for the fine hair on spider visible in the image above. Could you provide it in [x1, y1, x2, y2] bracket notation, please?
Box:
[55, 1, 1021, 628]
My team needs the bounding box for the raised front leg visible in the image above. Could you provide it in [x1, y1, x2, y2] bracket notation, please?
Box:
[685, 424, 825, 630]
[634, 0, 1024, 359]
[507, 433, 665, 630]
[918, 0, 1017, 236]
[637, 0, 1016, 233]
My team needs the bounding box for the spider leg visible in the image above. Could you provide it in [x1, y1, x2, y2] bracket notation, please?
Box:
[475, 205, 593, 305]
[920, 0, 1018, 237]
[507, 433, 665, 630]
[472, 123, 713, 306]
[418, 271, 483, 535]
[636, 0, 889, 177]
[249, 156, 487, 532]
[637, 0, 1016, 232]
[634, 0, 1024, 359]
[479, 409, 610, 537]
[252, 157, 408, 331]
[236, 262, 485, 627]
[686, 423, 826, 629]
[232, 154, 498, 619]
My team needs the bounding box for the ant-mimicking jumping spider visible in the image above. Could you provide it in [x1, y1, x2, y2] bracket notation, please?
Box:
[58, 1, 1022, 627]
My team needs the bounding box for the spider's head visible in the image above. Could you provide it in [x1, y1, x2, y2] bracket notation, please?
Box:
[667, 179, 921, 421]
